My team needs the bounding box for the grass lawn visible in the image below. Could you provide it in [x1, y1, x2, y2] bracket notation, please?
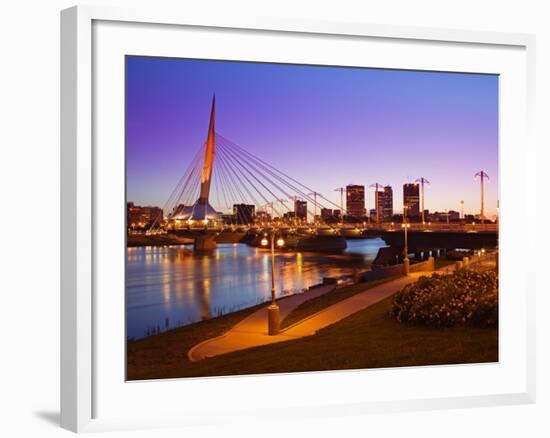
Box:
[127, 303, 263, 380]
[281, 276, 400, 329]
[128, 292, 498, 380]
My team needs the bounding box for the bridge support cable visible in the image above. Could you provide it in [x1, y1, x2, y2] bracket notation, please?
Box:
[173, 151, 204, 212]
[217, 141, 295, 211]
[213, 149, 239, 212]
[215, 145, 263, 210]
[213, 157, 222, 215]
[216, 134, 346, 215]
[218, 139, 322, 219]
[216, 136, 333, 220]
[212, 166, 232, 218]
[157, 130, 349, 230]
[166, 146, 202, 210]
[147, 143, 205, 231]
[214, 149, 251, 223]
[216, 144, 290, 219]
[215, 141, 293, 218]
[215, 142, 290, 217]
[218, 140, 295, 202]
[215, 148, 251, 208]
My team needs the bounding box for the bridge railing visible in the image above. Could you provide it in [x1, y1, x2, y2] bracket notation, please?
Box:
[373, 222, 498, 233]
[165, 221, 498, 235]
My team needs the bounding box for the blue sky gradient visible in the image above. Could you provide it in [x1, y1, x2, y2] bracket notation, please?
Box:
[126, 56, 498, 217]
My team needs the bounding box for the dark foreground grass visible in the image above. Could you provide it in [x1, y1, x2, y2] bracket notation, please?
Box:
[128, 293, 498, 380]
[127, 303, 264, 380]
[281, 277, 400, 329]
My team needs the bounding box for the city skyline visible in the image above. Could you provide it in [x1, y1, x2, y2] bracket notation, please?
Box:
[126, 56, 499, 218]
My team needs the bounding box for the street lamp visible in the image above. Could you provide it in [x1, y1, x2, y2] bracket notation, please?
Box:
[369, 183, 383, 225]
[261, 232, 285, 335]
[474, 171, 489, 224]
[308, 191, 318, 226]
[415, 177, 430, 226]
[402, 206, 411, 275]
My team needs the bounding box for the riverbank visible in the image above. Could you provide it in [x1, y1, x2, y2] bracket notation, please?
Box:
[126, 239, 388, 338]
[127, 273, 497, 380]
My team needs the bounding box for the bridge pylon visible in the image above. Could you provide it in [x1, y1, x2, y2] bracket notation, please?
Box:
[194, 234, 217, 252]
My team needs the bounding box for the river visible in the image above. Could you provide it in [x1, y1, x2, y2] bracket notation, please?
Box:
[126, 238, 387, 339]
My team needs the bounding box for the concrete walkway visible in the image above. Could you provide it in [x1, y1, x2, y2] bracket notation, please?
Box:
[188, 269, 441, 362]
[188, 284, 337, 361]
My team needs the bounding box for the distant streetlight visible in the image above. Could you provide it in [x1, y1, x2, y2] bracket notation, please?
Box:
[276, 198, 288, 219]
[369, 183, 383, 225]
[415, 177, 430, 226]
[308, 191, 318, 225]
[334, 187, 345, 225]
[474, 171, 489, 224]
[402, 206, 411, 275]
[261, 232, 285, 335]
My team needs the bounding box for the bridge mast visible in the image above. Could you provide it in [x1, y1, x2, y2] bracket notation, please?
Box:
[198, 95, 216, 205]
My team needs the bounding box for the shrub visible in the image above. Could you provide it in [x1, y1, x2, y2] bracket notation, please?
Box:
[390, 269, 498, 328]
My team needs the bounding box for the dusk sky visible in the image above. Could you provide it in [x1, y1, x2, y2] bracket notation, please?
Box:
[126, 56, 499, 218]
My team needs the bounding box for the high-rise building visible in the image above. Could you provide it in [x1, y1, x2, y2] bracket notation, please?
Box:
[377, 186, 393, 221]
[403, 183, 420, 218]
[233, 204, 255, 224]
[346, 185, 366, 218]
[295, 199, 307, 219]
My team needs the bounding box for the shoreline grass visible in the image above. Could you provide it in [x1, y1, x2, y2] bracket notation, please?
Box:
[127, 302, 264, 380]
[281, 276, 400, 329]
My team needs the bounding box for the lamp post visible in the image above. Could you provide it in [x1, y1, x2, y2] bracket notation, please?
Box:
[369, 183, 383, 224]
[415, 177, 430, 226]
[261, 232, 285, 335]
[334, 187, 345, 226]
[308, 191, 318, 226]
[475, 171, 489, 224]
[402, 206, 410, 275]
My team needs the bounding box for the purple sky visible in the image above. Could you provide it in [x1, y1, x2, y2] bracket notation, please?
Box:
[126, 56, 499, 218]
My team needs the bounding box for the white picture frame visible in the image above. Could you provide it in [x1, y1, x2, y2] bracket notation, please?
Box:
[61, 4, 536, 433]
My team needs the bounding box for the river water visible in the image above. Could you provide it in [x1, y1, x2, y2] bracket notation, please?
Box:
[126, 238, 387, 339]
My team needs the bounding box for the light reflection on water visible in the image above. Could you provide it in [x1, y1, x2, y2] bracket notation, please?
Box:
[126, 238, 386, 339]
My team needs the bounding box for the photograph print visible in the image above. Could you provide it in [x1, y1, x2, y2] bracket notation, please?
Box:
[125, 56, 499, 380]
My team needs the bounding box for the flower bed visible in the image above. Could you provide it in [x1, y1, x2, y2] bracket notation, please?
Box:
[390, 269, 498, 328]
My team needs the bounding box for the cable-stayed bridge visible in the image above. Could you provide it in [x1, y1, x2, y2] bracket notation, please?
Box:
[149, 96, 497, 253]
[150, 96, 354, 251]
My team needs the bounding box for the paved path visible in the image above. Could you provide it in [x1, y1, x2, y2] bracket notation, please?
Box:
[188, 269, 443, 362]
[188, 284, 337, 361]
